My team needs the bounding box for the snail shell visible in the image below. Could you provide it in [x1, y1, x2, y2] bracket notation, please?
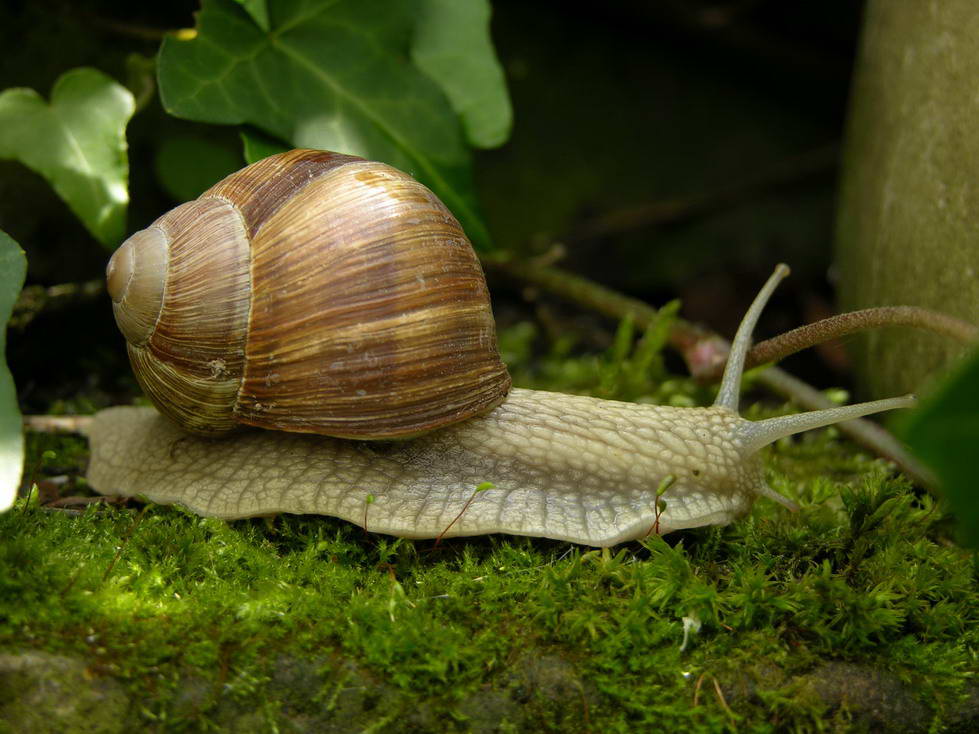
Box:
[105, 149, 511, 438]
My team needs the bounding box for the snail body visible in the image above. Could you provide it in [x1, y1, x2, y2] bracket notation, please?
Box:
[87, 390, 770, 544]
[88, 151, 915, 546]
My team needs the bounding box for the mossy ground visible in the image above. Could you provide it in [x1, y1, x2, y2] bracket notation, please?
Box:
[2, 322, 977, 732]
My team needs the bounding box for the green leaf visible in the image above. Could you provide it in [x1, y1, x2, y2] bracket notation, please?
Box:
[240, 128, 289, 163]
[0, 68, 134, 248]
[411, 0, 512, 149]
[158, 0, 492, 249]
[233, 0, 270, 31]
[124, 53, 158, 113]
[0, 230, 27, 513]
[902, 348, 979, 547]
[154, 135, 244, 201]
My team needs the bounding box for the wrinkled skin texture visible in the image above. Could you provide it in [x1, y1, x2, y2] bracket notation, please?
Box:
[87, 389, 767, 547]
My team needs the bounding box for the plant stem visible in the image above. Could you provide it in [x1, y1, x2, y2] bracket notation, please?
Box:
[11, 279, 105, 329]
[567, 144, 838, 242]
[22, 415, 95, 434]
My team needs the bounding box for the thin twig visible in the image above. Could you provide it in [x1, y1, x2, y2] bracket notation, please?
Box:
[693, 672, 707, 707]
[81, 13, 173, 41]
[44, 496, 129, 509]
[711, 676, 737, 727]
[11, 279, 105, 329]
[485, 256, 937, 492]
[484, 255, 714, 353]
[567, 144, 838, 242]
[23, 415, 94, 435]
[757, 369, 936, 486]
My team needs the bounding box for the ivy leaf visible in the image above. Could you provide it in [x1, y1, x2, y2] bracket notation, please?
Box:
[158, 0, 492, 249]
[0, 230, 27, 513]
[902, 348, 979, 547]
[411, 0, 512, 149]
[233, 0, 270, 31]
[154, 135, 244, 201]
[240, 128, 289, 163]
[0, 68, 134, 248]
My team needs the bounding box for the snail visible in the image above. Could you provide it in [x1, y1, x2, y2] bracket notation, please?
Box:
[85, 149, 915, 547]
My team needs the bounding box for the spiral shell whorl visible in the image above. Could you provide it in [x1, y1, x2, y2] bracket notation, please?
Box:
[112, 197, 252, 435]
[109, 149, 510, 438]
[106, 227, 168, 346]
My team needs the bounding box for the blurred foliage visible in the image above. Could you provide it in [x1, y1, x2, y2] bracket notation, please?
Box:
[0, 0, 861, 294]
[411, 0, 512, 148]
[498, 300, 708, 407]
[0, 0, 508, 263]
[157, 0, 507, 249]
[474, 4, 853, 302]
[902, 348, 979, 548]
[0, 230, 26, 512]
[0, 68, 134, 247]
[153, 133, 243, 202]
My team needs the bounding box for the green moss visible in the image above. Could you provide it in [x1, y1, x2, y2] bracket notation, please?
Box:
[2, 325, 976, 731]
[2, 433, 975, 731]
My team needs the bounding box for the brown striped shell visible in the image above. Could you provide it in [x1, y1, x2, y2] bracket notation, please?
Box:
[105, 149, 511, 438]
